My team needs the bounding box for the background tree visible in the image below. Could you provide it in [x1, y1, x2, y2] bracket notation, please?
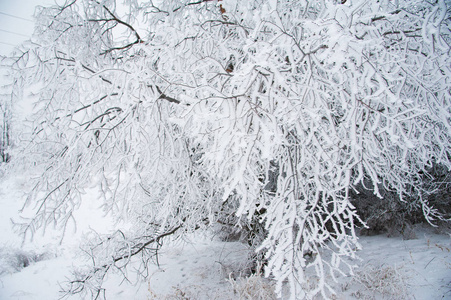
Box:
[4, 0, 450, 299]
[0, 100, 11, 164]
[0, 71, 13, 165]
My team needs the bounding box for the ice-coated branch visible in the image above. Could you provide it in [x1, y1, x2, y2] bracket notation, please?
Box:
[63, 224, 183, 298]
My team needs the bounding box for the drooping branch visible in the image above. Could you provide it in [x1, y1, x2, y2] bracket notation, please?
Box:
[54, 52, 183, 107]
[63, 222, 186, 298]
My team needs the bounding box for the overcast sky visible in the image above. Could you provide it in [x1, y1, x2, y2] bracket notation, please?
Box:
[0, 0, 55, 56]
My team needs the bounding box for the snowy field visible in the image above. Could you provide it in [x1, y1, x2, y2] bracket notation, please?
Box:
[0, 173, 450, 300]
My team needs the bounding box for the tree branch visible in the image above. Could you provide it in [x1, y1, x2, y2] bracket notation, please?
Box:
[155, 85, 181, 104]
[173, 0, 217, 12]
[88, 5, 143, 54]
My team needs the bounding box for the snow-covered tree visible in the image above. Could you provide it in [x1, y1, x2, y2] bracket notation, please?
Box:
[0, 77, 12, 164]
[4, 0, 450, 298]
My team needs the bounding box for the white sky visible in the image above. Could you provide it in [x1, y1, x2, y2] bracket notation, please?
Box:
[0, 0, 55, 56]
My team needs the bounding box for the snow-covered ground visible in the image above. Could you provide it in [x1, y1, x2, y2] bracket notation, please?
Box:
[0, 174, 450, 300]
[341, 229, 451, 299]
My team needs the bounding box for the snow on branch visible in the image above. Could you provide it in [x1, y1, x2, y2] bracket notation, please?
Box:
[6, 0, 451, 299]
[63, 224, 183, 299]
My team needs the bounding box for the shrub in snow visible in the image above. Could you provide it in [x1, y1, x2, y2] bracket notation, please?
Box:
[351, 263, 409, 299]
[147, 285, 199, 300]
[0, 247, 50, 275]
[228, 273, 278, 300]
[350, 183, 421, 239]
[418, 164, 451, 224]
[351, 162, 451, 238]
[3, 0, 450, 298]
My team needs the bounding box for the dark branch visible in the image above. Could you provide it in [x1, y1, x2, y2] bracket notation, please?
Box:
[101, 5, 142, 42]
[100, 39, 143, 55]
[371, 9, 401, 22]
[88, 5, 143, 54]
[173, 0, 217, 12]
[111, 224, 182, 264]
[155, 85, 181, 104]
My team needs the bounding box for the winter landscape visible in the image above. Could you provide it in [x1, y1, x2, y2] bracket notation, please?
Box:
[0, 0, 450, 299]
